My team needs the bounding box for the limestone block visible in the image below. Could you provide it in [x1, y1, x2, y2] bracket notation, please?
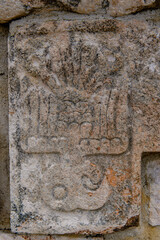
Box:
[0, 0, 28, 23]
[0, 0, 108, 23]
[147, 159, 160, 226]
[9, 15, 160, 234]
[109, 0, 159, 16]
[0, 0, 160, 24]
[56, 0, 106, 13]
[21, 0, 107, 14]
[0, 25, 10, 229]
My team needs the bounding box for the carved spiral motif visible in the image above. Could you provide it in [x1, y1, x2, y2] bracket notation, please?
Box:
[52, 184, 68, 200]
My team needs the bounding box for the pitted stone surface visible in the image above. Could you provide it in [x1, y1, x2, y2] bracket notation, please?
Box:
[0, 0, 28, 23]
[1, 0, 160, 23]
[21, 0, 107, 14]
[0, 26, 10, 229]
[0, 231, 104, 240]
[109, 0, 160, 16]
[55, 0, 106, 13]
[0, 0, 108, 23]
[147, 158, 160, 226]
[9, 15, 160, 234]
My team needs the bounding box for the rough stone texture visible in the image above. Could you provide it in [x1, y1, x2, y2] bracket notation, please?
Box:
[109, 0, 160, 17]
[54, 0, 106, 13]
[1, 154, 160, 239]
[147, 161, 160, 226]
[104, 153, 160, 240]
[142, 154, 160, 227]
[0, 0, 28, 23]
[9, 16, 135, 234]
[8, 10, 160, 234]
[0, 0, 108, 23]
[1, 0, 160, 24]
[21, 0, 108, 14]
[0, 231, 104, 240]
[0, 25, 10, 229]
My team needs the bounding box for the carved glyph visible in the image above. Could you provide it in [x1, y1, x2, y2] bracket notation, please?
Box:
[9, 18, 136, 234]
[15, 28, 131, 211]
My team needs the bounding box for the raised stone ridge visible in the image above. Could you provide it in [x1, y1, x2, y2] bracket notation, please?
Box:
[0, 0, 160, 23]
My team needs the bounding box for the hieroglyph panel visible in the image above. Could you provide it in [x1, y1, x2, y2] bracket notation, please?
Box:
[9, 17, 138, 234]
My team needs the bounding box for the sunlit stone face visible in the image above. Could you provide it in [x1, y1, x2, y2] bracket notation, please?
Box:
[9, 15, 160, 234]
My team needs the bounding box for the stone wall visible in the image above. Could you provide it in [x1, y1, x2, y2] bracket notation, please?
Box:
[0, 0, 160, 239]
[0, 25, 10, 230]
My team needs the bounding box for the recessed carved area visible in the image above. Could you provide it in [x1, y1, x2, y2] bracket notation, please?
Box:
[141, 153, 160, 227]
[0, 25, 10, 230]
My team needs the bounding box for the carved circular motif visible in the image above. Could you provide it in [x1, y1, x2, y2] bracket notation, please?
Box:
[52, 184, 68, 200]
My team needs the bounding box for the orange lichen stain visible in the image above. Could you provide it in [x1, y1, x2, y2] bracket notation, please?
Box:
[22, 236, 31, 240]
[119, 174, 126, 182]
[106, 168, 117, 187]
[90, 163, 96, 167]
[88, 192, 93, 197]
[115, 209, 119, 216]
[118, 170, 130, 182]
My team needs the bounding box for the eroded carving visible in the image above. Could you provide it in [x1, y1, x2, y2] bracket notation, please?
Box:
[41, 159, 110, 211]
[19, 31, 130, 156]
[14, 29, 131, 212]
[10, 18, 150, 234]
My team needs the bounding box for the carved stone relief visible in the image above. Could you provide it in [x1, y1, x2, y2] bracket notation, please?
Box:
[9, 16, 160, 234]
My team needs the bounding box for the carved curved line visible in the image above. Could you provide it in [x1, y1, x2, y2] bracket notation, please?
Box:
[81, 173, 103, 191]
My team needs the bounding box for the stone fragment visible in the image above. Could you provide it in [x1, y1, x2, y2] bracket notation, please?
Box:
[0, 25, 10, 229]
[0, 0, 109, 24]
[1, 0, 159, 24]
[147, 158, 160, 226]
[9, 14, 160, 234]
[57, 0, 105, 14]
[0, 0, 28, 23]
[109, 0, 159, 16]
[21, 0, 107, 14]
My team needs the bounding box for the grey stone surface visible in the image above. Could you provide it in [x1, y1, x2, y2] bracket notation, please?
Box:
[108, 0, 160, 17]
[146, 156, 160, 226]
[0, 25, 10, 229]
[105, 153, 160, 240]
[8, 12, 160, 234]
[55, 0, 107, 13]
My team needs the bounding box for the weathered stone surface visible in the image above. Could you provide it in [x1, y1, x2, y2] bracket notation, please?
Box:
[21, 0, 108, 14]
[109, 0, 160, 17]
[0, 0, 108, 23]
[9, 14, 160, 234]
[146, 156, 160, 226]
[0, 232, 104, 240]
[0, 0, 28, 23]
[0, 231, 103, 240]
[1, 0, 160, 23]
[105, 153, 160, 240]
[0, 25, 10, 229]
[56, 0, 106, 13]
